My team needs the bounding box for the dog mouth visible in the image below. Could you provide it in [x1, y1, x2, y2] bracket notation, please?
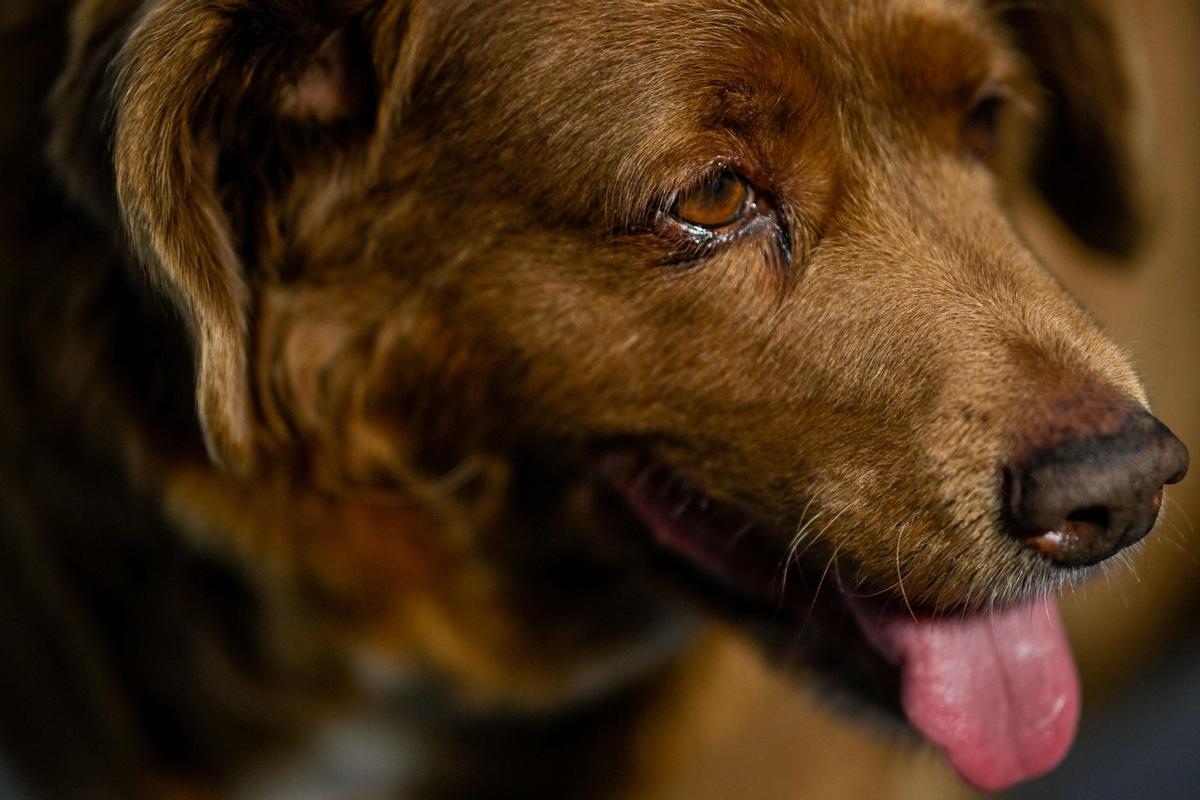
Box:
[601, 454, 1080, 793]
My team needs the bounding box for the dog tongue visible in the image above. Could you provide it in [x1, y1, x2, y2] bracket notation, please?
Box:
[850, 598, 1080, 792]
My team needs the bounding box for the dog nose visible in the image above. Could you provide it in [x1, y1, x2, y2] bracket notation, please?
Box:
[1005, 410, 1189, 567]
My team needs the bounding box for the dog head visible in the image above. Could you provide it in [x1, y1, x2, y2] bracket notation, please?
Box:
[61, 0, 1188, 791]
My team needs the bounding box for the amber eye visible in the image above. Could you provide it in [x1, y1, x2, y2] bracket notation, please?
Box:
[671, 166, 753, 230]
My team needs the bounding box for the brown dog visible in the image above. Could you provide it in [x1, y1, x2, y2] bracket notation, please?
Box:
[0, 0, 1189, 796]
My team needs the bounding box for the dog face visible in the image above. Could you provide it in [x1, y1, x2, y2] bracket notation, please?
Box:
[389, 0, 1141, 604]
[66, 0, 1186, 791]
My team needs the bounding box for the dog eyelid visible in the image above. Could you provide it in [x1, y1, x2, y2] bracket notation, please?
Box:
[963, 82, 1011, 161]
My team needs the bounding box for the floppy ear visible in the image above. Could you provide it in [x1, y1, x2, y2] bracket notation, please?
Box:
[998, 2, 1148, 258]
[113, 0, 376, 471]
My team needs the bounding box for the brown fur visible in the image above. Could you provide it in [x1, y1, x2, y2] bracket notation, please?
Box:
[0, 0, 1190, 796]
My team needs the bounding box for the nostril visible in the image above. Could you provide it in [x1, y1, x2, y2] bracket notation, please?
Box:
[1065, 506, 1109, 530]
[1022, 508, 1111, 564]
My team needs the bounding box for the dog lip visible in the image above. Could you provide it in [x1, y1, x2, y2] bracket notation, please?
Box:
[600, 451, 1009, 620]
[599, 451, 905, 700]
[600, 454, 795, 599]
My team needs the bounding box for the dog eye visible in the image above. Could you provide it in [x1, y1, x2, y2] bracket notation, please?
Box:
[671, 166, 754, 230]
[963, 86, 1008, 160]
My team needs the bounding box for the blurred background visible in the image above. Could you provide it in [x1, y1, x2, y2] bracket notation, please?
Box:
[627, 1, 1200, 797]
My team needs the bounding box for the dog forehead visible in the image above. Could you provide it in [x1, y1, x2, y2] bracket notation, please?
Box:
[444, 0, 997, 68]
[397, 0, 1006, 218]
[424, 0, 1004, 131]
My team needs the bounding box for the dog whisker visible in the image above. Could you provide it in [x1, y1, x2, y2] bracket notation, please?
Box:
[776, 495, 823, 600]
[729, 521, 756, 551]
[798, 542, 845, 640]
[1165, 494, 1197, 538]
[895, 521, 918, 623]
[782, 501, 859, 608]
[1156, 533, 1200, 569]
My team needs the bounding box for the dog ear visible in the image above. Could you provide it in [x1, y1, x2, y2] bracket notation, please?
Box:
[998, 2, 1148, 258]
[113, 1, 377, 471]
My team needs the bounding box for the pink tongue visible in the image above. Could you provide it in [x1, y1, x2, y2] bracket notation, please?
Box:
[850, 598, 1080, 792]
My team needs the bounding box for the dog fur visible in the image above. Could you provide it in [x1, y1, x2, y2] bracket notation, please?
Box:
[0, 0, 1190, 796]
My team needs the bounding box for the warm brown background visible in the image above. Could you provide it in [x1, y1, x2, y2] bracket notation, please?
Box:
[633, 2, 1200, 797]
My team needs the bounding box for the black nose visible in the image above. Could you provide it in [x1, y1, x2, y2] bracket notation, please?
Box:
[1005, 410, 1189, 567]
